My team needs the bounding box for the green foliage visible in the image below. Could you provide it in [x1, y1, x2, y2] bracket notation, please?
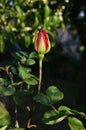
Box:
[13, 89, 29, 106]
[34, 86, 86, 128]
[0, 126, 8, 130]
[43, 105, 86, 127]
[0, 86, 15, 96]
[0, 49, 86, 129]
[0, 51, 38, 110]
[11, 51, 38, 89]
[0, 102, 11, 127]
[34, 86, 64, 105]
[46, 86, 64, 104]
[68, 117, 86, 130]
[0, 0, 86, 128]
[0, 0, 63, 53]
[42, 108, 68, 125]
[42, 106, 71, 125]
[34, 93, 50, 106]
[9, 128, 25, 130]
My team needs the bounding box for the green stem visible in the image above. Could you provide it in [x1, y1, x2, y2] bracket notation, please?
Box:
[38, 54, 44, 93]
[15, 105, 19, 128]
[51, 104, 58, 113]
[71, 109, 86, 119]
[38, 59, 42, 93]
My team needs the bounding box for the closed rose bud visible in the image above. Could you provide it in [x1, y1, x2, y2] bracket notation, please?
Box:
[35, 30, 51, 54]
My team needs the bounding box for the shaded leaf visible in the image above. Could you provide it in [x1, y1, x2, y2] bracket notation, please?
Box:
[0, 78, 5, 86]
[0, 86, 15, 96]
[13, 90, 27, 106]
[46, 86, 64, 104]
[29, 51, 37, 59]
[25, 59, 35, 66]
[0, 78, 9, 86]
[19, 51, 28, 58]
[33, 93, 50, 106]
[25, 77, 38, 86]
[12, 52, 23, 60]
[34, 86, 64, 106]
[11, 67, 18, 75]
[18, 65, 31, 80]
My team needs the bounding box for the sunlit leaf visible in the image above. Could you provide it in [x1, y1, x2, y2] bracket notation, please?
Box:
[44, 17, 51, 28]
[44, 4, 51, 18]
[9, 128, 25, 130]
[0, 102, 11, 127]
[58, 106, 71, 114]
[0, 36, 5, 53]
[42, 109, 68, 125]
[25, 35, 31, 48]
[68, 117, 86, 130]
[0, 125, 8, 130]
[34, 16, 39, 26]
[16, 6, 25, 21]
[52, 15, 58, 26]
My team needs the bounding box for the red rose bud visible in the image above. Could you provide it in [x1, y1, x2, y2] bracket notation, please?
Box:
[35, 30, 51, 54]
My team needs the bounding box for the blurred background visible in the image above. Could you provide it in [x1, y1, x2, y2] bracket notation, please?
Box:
[0, 0, 86, 129]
